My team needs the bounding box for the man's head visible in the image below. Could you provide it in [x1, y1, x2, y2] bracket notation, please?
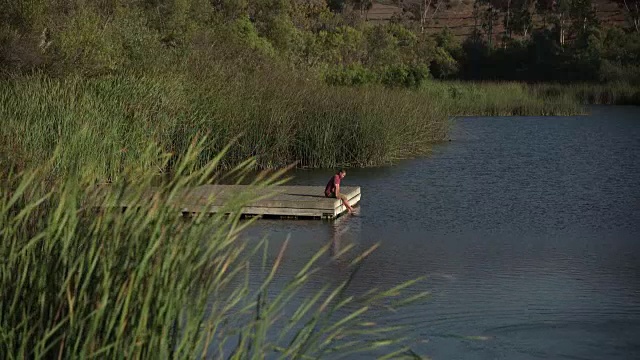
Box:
[338, 168, 346, 179]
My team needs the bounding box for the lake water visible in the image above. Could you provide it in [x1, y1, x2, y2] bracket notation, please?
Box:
[241, 106, 640, 359]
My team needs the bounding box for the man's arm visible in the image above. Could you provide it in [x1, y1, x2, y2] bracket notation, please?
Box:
[335, 183, 340, 196]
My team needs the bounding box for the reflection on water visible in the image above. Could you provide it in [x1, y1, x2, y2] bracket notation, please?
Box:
[240, 106, 640, 359]
[329, 208, 361, 258]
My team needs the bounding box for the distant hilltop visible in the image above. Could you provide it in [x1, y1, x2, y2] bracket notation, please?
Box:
[364, 0, 628, 38]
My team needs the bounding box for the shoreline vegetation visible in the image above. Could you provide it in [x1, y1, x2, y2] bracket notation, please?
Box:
[1, 75, 603, 181]
[4, 75, 638, 180]
[531, 83, 640, 106]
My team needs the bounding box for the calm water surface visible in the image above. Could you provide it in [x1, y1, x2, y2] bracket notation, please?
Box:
[242, 106, 640, 359]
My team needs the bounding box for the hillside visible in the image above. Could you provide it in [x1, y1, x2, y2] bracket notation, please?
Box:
[365, 0, 628, 38]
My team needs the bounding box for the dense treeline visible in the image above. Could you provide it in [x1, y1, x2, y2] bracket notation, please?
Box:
[452, 0, 640, 82]
[1, 0, 638, 85]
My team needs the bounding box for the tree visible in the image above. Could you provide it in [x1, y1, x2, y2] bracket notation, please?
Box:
[602, 27, 640, 65]
[460, 29, 490, 78]
[614, 0, 640, 32]
[481, 4, 500, 47]
[290, 0, 328, 30]
[536, 0, 572, 46]
[473, 0, 505, 47]
[509, 2, 533, 38]
[248, 0, 302, 52]
[504, 0, 512, 42]
[405, 0, 448, 33]
[327, 0, 347, 12]
[472, 0, 482, 32]
[431, 29, 460, 78]
[488, 0, 532, 42]
[352, 0, 373, 20]
[535, 0, 599, 46]
[211, 0, 248, 19]
[570, 0, 599, 38]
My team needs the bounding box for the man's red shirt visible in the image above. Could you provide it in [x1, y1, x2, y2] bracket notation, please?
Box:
[324, 174, 341, 197]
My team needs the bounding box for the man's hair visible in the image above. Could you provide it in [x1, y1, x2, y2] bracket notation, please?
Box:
[338, 168, 346, 174]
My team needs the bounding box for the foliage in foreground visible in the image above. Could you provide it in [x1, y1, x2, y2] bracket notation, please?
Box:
[0, 141, 428, 359]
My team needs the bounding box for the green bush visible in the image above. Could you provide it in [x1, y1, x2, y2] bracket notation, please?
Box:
[324, 64, 376, 85]
[381, 63, 430, 87]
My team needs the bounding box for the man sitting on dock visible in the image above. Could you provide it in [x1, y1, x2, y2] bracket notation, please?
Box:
[325, 169, 354, 214]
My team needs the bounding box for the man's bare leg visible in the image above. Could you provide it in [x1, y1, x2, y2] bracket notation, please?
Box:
[339, 193, 354, 213]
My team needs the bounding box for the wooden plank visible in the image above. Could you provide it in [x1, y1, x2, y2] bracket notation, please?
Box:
[178, 185, 360, 210]
[182, 206, 330, 218]
[93, 185, 361, 219]
[183, 196, 361, 218]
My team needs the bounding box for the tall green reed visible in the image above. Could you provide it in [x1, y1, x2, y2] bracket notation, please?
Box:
[421, 81, 583, 116]
[0, 139, 428, 359]
[0, 73, 449, 180]
[531, 82, 640, 105]
[0, 73, 587, 185]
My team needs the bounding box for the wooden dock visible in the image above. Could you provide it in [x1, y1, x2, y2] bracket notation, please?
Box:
[96, 185, 361, 219]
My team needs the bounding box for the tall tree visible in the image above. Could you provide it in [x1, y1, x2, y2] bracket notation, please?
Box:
[505, 0, 512, 41]
[472, 0, 482, 32]
[509, 0, 533, 38]
[352, 0, 373, 20]
[405, 0, 447, 33]
[570, 0, 599, 37]
[487, 0, 531, 42]
[614, 0, 640, 32]
[536, 0, 572, 46]
[327, 0, 347, 12]
[479, 1, 500, 47]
